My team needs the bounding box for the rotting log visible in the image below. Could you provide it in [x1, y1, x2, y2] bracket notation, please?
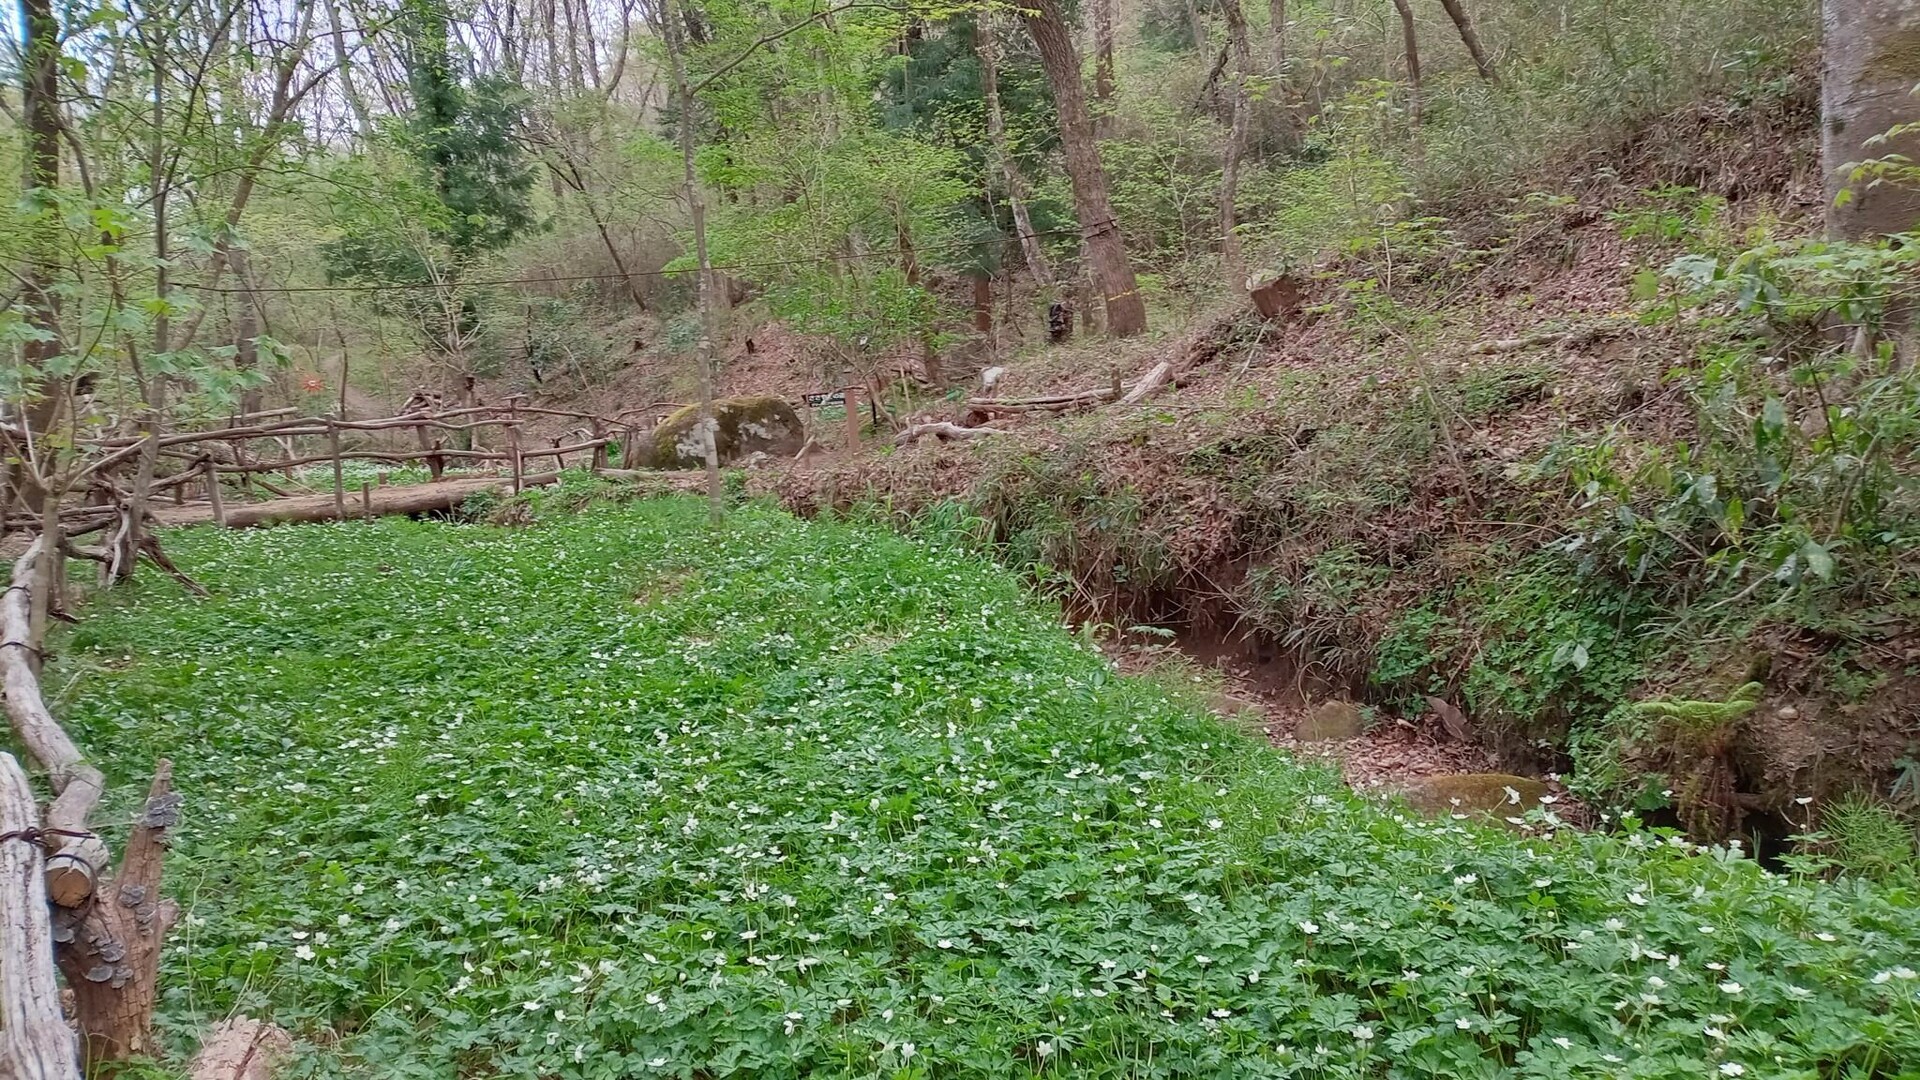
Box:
[187, 1017, 292, 1080]
[1, 541, 110, 906]
[0, 752, 81, 1078]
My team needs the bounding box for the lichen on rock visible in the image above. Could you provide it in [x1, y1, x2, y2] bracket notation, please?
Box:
[643, 396, 806, 469]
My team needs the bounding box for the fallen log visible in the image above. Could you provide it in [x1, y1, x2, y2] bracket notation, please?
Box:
[968, 386, 1116, 409]
[894, 422, 1012, 447]
[149, 472, 562, 529]
[0, 752, 81, 1078]
[1119, 362, 1173, 406]
[1, 541, 111, 907]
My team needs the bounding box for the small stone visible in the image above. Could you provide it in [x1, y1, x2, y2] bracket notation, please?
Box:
[1208, 692, 1265, 719]
[1296, 700, 1366, 742]
[1775, 704, 1798, 720]
[1401, 774, 1551, 829]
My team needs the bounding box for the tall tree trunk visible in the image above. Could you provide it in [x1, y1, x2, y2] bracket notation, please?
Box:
[979, 10, 1054, 288]
[1183, 0, 1209, 54]
[664, 0, 723, 522]
[1092, 0, 1116, 129]
[1019, 0, 1148, 338]
[232, 248, 264, 415]
[1219, 0, 1253, 288]
[1822, 0, 1920, 240]
[898, 221, 943, 385]
[1391, 0, 1422, 124]
[323, 0, 373, 132]
[1436, 0, 1496, 81]
[19, 0, 65, 478]
[972, 274, 993, 334]
[1268, 0, 1285, 71]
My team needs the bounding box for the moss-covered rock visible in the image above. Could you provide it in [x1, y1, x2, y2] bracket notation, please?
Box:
[1402, 773, 1551, 828]
[643, 396, 805, 469]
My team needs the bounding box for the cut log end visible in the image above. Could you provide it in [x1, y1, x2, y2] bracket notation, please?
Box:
[44, 849, 98, 907]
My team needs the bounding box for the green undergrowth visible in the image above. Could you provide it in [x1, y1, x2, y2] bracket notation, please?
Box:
[54, 498, 1920, 1078]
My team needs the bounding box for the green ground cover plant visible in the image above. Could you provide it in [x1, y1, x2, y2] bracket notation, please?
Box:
[57, 498, 1920, 1078]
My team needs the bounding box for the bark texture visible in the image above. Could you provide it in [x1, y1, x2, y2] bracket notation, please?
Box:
[1392, 0, 1422, 123]
[1020, 0, 1148, 337]
[187, 1016, 292, 1080]
[1268, 0, 1285, 71]
[53, 763, 181, 1064]
[980, 13, 1054, 286]
[1822, 0, 1920, 239]
[0, 753, 81, 1079]
[1219, 0, 1255, 286]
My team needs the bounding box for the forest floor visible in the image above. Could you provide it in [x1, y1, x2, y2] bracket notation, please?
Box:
[56, 496, 1920, 1076]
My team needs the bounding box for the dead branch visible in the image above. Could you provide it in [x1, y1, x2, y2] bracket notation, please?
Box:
[894, 422, 1012, 447]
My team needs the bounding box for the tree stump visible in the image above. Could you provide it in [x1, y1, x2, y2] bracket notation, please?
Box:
[53, 762, 181, 1065]
[1246, 269, 1303, 320]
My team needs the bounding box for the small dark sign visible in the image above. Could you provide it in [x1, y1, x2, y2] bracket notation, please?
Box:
[804, 390, 847, 408]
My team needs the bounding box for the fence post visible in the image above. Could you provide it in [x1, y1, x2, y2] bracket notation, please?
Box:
[204, 460, 226, 528]
[361, 481, 374, 522]
[328, 419, 345, 521]
[508, 400, 523, 494]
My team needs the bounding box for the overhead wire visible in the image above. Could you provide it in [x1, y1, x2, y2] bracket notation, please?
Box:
[183, 226, 1089, 295]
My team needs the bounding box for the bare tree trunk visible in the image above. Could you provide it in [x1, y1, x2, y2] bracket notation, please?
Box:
[1268, 0, 1285, 71]
[1436, 0, 1496, 81]
[979, 12, 1054, 288]
[1822, 0, 1920, 240]
[232, 247, 264, 415]
[1092, 0, 1116, 127]
[549, 154, 648, 310]
[1220, 0, 1253, 289]
[323, 0, 373, 131]
[1020, 0, 1148, 337]
[1183, 0, 1209, 54]
[1392, 0, 1422, 124]
[664, 0, 723, 522]
[53, 764, 181, 1065]
[19, 0, 66, 508]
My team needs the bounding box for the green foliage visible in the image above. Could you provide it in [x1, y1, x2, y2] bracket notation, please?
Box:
[1797, 793, 1920, 886]
[1458, 556, 1652, 741]
[57, 500, 1920, 1077]
[1551, 231, 1920, 615]
[1371, 600, 1461, 707]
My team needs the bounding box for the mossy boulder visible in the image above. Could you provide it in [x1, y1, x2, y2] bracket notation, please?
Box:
[1296, 700, 1366, 741]
[643, 396, 805, 469]
[1402, 773, 1551, 828]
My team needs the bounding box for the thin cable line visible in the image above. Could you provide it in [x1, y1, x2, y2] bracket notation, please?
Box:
[184, 227, 1087, 295]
